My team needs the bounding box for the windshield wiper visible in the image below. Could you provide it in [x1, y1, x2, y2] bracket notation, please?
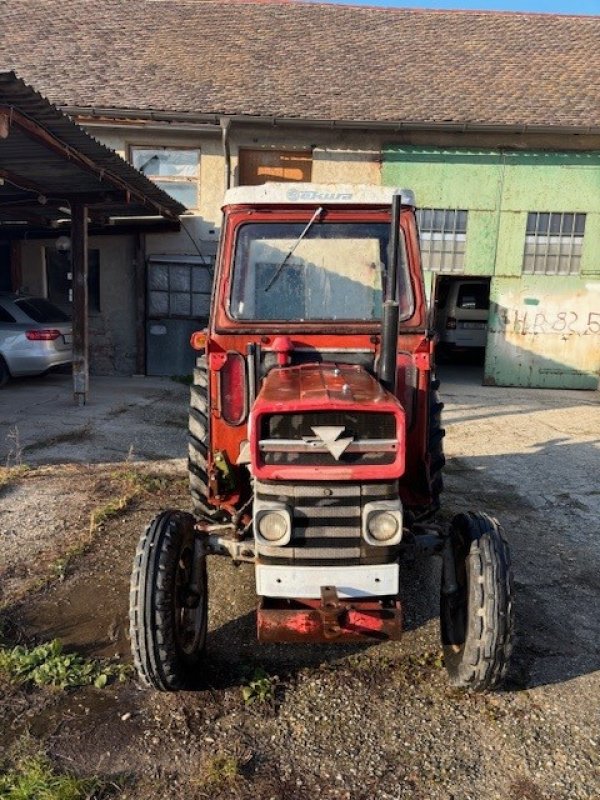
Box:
[264, 206, 324, 292]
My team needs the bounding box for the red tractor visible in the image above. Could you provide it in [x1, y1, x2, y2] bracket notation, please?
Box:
[129, 184, 513, 692]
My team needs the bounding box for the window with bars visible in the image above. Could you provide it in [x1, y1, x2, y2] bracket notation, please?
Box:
[523, 212, 586, 275]
[130, 147, 200, 210]
[416, 208, 468, 272]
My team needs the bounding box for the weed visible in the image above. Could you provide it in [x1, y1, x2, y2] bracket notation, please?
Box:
[0, 465, 30, 490]
[89, 496, 132, 532]
[5, 426, 23, 469]
[201, 754, 240, 789]
[170, 374, 193, 385]
[0, 755, 101, 800]
[241, 667, 276, 705]
[89, 468, 165, 534]
[0, 639, 130, 690]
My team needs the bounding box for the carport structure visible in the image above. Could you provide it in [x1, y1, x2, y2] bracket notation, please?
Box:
[0, 71, 184, 403]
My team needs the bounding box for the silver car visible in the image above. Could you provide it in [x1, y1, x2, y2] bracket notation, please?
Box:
[0, 294, 72, 386]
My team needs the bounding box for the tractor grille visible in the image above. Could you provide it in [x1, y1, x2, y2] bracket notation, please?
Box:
[259, 411, 397, 467]
[255, 480, 399, 566]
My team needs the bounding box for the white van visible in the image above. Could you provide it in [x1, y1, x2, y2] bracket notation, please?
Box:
[434, 278, 490, 354]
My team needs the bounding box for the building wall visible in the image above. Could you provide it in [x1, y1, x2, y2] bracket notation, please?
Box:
[71, 121, 600, 386]
[20, 234, 137, 375]
[383, 147, 600, 389]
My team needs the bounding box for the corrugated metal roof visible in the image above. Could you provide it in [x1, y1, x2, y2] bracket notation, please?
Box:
[0, 71, 184, 228]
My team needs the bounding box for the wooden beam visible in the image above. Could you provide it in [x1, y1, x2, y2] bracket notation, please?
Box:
[71, 203, 89, 405]
[0, 167, 48, 196]
[0, 112, 8, 139]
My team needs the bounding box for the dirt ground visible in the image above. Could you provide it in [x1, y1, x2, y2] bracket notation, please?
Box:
[0, 368, 599, 799]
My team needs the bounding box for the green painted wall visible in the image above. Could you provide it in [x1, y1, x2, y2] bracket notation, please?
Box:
[383, 147, 600, 389]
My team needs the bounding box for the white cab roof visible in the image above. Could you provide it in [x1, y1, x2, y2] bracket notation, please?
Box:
[223, 183, 415, 207]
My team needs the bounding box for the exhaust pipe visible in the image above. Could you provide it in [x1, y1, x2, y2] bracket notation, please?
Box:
[378, 191, 402, 392]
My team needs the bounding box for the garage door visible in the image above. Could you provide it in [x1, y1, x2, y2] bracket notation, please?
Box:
[146, 255, 212, 377]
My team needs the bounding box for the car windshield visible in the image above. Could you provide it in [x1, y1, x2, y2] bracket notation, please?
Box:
[230, 221, 413, 322]
[15, 298, 70, 323]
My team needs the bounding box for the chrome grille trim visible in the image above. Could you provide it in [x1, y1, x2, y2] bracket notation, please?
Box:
[259, 438, 397, 454]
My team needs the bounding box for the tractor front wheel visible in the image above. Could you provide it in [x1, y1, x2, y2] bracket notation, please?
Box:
[440, 511, 514, 691]
[129, 510, 208, 691]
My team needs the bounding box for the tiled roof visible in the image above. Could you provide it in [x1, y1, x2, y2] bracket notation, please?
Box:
[2, 0, 599, 129]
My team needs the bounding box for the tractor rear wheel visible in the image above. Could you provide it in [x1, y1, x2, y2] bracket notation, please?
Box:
[413, 375, 445, 521]
[188, 356, 223, 520]
[440, 512, 514, 691]
[129, 510, 207, 691]
[428, 375, 446, 513]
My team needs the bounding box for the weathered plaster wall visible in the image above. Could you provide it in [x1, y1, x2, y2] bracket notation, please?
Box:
[74, 122, 600, 385]
[86, 124, 383, 264]
[383, 147, 600, 389]
[20, 234, 136, 375]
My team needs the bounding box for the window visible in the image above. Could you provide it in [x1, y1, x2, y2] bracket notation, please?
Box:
[147, 260, 212, 320]
[230, 221, 413, 322]
[523, 212, 586, 275]
[417, 208, 468, 273]
[130, 147, 200, 209]
[239, 149, 312, 186]
[456, 283, 490, 310]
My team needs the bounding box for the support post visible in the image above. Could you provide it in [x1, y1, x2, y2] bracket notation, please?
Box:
[71, 203, 89, 405]
[134, 233, 146, 375]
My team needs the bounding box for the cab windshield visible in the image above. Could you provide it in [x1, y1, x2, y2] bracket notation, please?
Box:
[229, 221, 413, 322]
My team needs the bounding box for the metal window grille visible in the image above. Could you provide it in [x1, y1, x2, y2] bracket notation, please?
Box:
[523, 212, 586, 276]
[416, 208, 468, 273]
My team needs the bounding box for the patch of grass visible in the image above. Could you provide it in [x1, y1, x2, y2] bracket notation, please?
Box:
[0, 638, 130, 690]
[0, 755, 101, 800]
[201, 754, 240, 789]
[89, 468, 167, 534]
[0, 465, 30, 490]
[89, 495, 133, 532]
[241, 667, 276, 705]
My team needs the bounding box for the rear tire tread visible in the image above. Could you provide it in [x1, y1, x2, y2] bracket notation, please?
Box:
[188, 356, 221, 519]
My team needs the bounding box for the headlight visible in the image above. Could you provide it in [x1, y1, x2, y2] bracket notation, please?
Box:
[257, 511, 289, 542]
[362, 500, 403, 546]
[367, 511, 399, 542]
[254, 502, 292, 547]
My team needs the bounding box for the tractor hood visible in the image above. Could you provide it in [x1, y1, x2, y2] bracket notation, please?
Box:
[249, 363, 406, 481]
[256, 362, 399, 408]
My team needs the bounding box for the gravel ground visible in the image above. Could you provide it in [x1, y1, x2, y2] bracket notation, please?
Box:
[0, 367, 598, 799]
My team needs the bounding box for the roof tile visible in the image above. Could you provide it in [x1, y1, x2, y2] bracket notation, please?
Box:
[1, 0, 599, 129]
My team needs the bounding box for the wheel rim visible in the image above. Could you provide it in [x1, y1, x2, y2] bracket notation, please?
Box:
[442, 527, 469, 651]
[174, 545, 205, 656]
